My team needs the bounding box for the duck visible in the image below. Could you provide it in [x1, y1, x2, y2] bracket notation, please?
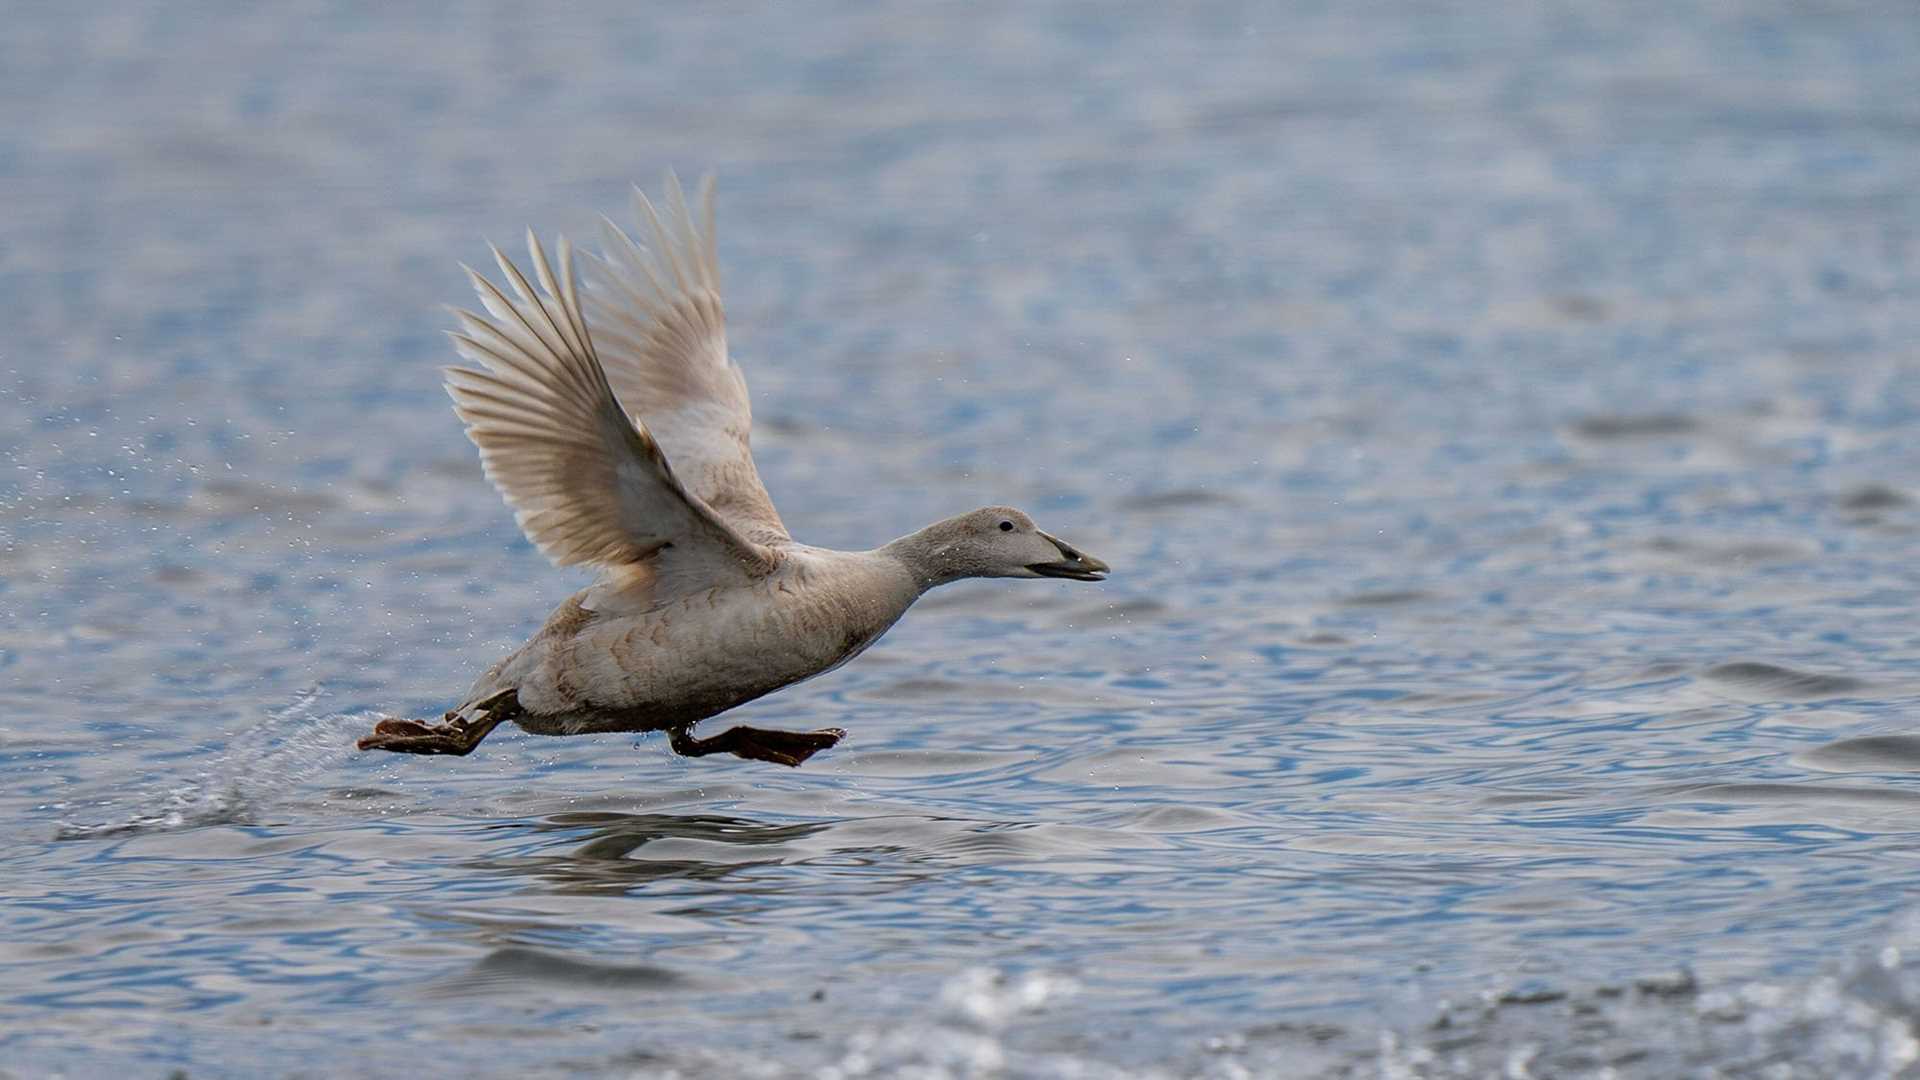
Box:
[357, 176, 1109, 767]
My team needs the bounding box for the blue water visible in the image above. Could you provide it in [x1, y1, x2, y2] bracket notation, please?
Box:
[6, 1, 1920, 1076]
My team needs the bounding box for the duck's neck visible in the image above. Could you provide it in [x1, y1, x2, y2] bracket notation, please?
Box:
[879, 520, 968, 592]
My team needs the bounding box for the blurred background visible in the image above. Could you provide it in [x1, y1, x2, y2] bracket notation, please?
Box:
[5, 1, 1920, 1077]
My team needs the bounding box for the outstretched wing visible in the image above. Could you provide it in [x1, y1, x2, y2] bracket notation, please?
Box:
[581, 174, 790, 547]
[444, 230, 778, 603]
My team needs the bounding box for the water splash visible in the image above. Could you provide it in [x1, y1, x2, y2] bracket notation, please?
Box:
[640, 968, 1097, 1080]
[622, 934, 1920, 1079]
[809, 968, 1085, 1078]
[52, 688, 379, 840]
[1316, 921, 1920, 1080]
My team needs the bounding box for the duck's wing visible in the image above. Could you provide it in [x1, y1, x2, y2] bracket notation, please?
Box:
[444, 231, 778, 603]
[577, 174, 790, 548]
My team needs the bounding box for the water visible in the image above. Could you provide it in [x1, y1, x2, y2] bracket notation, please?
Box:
[5, 1, 1920, 1076]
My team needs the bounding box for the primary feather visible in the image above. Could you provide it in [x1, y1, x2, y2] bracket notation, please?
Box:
[582, 174, 789, 547]
[443, 223, 777, 608]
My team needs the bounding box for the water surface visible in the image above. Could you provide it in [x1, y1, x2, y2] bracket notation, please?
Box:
[5, 1, 1920, 1076]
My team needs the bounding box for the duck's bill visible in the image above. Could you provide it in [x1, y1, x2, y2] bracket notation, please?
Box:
[1029, 532, 1110, 581]
[1029, 561, 1109, 581]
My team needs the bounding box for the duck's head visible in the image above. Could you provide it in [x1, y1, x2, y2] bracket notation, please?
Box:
[893, 506, 1110, 587]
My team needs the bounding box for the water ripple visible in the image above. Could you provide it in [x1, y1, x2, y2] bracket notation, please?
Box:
[6, 0, 1920, 1076]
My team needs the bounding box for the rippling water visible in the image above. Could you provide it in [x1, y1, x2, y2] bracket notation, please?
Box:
[6, 1, 1920, 1076]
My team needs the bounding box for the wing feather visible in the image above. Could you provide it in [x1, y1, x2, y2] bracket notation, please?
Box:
[443, 232, 776, 599]
[581, 174, 790, 546]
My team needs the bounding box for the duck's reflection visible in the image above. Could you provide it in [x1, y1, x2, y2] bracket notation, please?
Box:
[471, 811, 831, 894]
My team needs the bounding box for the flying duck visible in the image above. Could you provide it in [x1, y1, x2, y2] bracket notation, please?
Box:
[357, 177, 1108, 767]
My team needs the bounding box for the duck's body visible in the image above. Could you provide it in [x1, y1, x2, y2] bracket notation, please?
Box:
[473, 546, 917, 737]
[358, 177, 1107, 766]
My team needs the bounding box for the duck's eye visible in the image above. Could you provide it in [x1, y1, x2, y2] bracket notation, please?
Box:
[998, 520, 1014, 532]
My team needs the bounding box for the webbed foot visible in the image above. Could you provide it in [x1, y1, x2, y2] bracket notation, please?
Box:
[666, 724, 846, 767]
[357, 690, 518, 757]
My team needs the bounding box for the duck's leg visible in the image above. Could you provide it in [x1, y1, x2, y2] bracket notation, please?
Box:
[666, 723, 847, 767]
[356, 689, 519, 756]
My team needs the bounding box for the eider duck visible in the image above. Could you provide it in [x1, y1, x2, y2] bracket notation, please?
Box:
[358, 177, 1108, 767]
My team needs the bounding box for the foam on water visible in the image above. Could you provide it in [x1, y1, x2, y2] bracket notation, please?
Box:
[614, 934, 1920, 1079]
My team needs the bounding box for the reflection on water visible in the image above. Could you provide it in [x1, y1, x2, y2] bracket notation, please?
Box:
[476, 813, 831, 894]
[429, 946, 691, 1000]
[6, 0, 1920, 1076]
